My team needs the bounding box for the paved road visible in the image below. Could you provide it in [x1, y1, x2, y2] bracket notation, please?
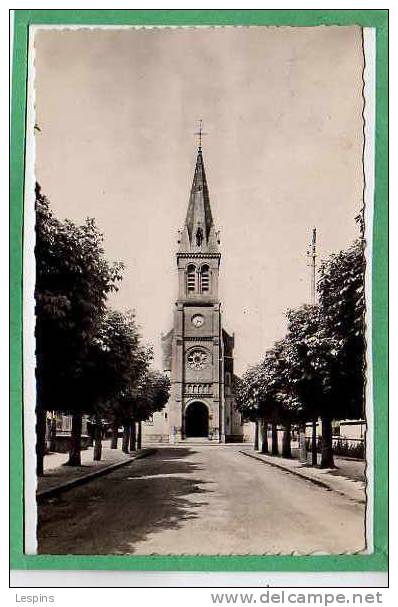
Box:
[38, 445, 365, 555]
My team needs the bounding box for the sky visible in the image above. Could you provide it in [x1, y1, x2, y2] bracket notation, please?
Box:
[34, 25, 364, 375]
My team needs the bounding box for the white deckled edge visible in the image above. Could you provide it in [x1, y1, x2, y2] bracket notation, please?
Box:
[363, 26, 376, 556]
[23, 25, 38, 556]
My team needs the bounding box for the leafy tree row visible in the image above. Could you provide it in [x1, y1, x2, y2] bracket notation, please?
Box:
[235, 238, 366, 468]
[35, 184, 169, 475]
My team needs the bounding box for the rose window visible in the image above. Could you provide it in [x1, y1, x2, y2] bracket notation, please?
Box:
[187, 350, 208, 370]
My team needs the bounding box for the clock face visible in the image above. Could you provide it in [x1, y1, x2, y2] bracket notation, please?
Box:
[191, 314, 204, 328]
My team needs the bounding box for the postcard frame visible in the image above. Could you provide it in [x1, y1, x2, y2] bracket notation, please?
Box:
[10, 8, 388, 573]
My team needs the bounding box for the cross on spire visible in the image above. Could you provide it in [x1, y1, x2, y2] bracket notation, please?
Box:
[194, 119, 207, 151]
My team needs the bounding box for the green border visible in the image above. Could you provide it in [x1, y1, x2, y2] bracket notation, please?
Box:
[10, 9, 388, 572]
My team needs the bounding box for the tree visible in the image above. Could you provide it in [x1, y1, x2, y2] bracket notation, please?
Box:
[317, 240, 366, 418]
[235, 367, 262, 418]
[316, 239, 366, 467]
[93, 311, 153, 457]
[117, 370, 170, 451]
[35, 184, 123, 472]
[283, 305, 341, 467]
[234, 369, 263, 450]
[86, 310, 151, 460]
[255, 342, 302, 457]
[235, 344, 301, 457]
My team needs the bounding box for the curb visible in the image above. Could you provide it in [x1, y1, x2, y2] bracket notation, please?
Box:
[37, 448, 157, 501]
[239, 450, 365, 504]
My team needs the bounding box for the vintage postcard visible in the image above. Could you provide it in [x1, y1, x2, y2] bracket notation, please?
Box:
[9, 9, 388, 584]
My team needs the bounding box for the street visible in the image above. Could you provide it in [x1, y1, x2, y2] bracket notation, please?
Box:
[38, 445, 365, 555]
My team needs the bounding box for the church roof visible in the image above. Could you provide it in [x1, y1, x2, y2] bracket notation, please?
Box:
[186, 148, 213, 241]
[179, 147, 219, 254]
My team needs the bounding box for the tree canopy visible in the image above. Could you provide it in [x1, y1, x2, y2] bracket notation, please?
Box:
[85, 309, 153, 421]
[35, 183, 124, 414]
[317, 239, 366, 418]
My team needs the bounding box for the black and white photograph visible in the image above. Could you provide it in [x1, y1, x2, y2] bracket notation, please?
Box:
[26, 24, 372, 557]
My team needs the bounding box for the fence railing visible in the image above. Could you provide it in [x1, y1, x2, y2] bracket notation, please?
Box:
[304, 435, 365, 459]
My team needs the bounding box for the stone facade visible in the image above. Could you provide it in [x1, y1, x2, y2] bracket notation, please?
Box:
[142, 146, 244, 443]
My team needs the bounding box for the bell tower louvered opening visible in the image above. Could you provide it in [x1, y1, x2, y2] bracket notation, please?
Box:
[200, 265, 210, 293]
[187, 264, 196, 293]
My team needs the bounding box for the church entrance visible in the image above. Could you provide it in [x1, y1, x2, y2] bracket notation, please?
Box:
[185, 402, 209, 438]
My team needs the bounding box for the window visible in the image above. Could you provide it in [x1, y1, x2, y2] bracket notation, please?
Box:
[196, 227, 204, 247]
[187, 264, 196, 293]
[187, 349, 209, 370]
[200, 265, 210, 293]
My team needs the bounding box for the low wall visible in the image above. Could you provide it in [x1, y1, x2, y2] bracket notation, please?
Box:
[50, 434, 91, 453]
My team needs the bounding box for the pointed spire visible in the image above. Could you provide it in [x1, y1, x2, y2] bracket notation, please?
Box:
[186, 148, 212, 238]
[179, 146, 219, 253]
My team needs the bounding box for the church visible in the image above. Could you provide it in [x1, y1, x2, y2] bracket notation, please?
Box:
[142, 142, 245, 444]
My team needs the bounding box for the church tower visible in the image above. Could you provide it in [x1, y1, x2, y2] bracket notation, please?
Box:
[143, 140, 242, 443]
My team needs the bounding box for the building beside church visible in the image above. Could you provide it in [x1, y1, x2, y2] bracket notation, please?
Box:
[142, 143, 244, 443]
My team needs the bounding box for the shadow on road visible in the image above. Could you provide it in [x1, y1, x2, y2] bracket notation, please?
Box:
[38, 447, 212, 555]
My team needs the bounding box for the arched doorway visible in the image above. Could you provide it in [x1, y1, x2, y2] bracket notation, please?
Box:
[185, 402, 209, 438]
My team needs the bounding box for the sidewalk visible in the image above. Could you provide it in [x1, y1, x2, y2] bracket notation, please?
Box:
[38, 440, 154, 498]
[239, 449, 366, 505]
[290, 448, 366, 482]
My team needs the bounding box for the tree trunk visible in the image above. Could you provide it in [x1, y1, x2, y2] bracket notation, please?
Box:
[66, 413, 82, 466]
[320, 416, 335, 468]
[93, 417, 103, 461]
[271, 422, 279, 455]
[129, 420, 137, 451]
[87, 422, 94, 447]
[137, 421, 142, 450]
[311, 418, 318, 466]
[282, 423, 292, 458]
[49, 417, 57, 452]
[260, 419, 269, 454]
[122, 423, 130, 453]
[110, 421, 119, 449]
[298, 423, 307, 463]
[45, 418, 51, 452]
[254, 419, 259, 450]
[36, 406, 47, 476]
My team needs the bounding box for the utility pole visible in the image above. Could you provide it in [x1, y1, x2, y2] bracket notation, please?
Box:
[307, 227, 318, 466]
[307, 227, 317, 305]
